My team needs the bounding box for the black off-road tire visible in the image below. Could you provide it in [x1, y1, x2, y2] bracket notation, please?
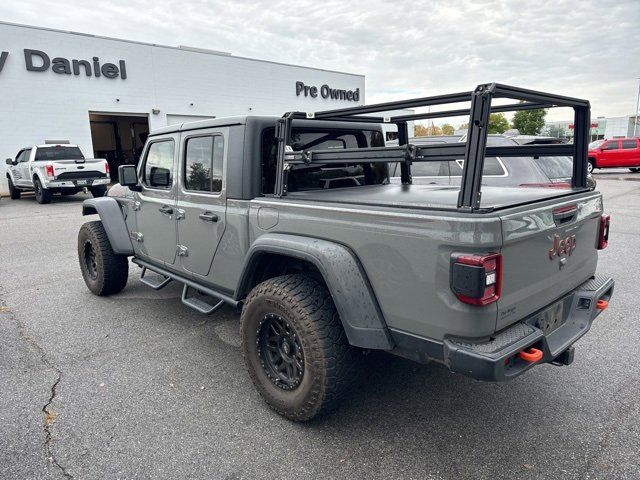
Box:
[90, 185, 108, 197]
[241, 274, 359, 422]
[34, 178, 52, 204]
[78, 221, 129, 296]
[587, 159, 595, 174]
[7, 176, 21, 199]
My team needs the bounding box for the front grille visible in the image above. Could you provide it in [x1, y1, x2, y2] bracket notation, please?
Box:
[56, 171, 107, 180]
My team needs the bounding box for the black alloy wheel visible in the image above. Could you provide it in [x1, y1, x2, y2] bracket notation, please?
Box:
[257, 313, 305, 390]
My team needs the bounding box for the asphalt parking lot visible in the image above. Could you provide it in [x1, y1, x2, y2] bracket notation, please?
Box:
[1, 172, 639, 479]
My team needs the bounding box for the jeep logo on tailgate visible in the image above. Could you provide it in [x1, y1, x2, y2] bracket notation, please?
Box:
[548, 234, 576, 260]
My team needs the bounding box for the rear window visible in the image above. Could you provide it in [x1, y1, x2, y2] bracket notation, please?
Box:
[532, 156, 572, 180]
[35, 146, 84, 161]
[261, 127, 386, 194]
[621, 139, 638, 149]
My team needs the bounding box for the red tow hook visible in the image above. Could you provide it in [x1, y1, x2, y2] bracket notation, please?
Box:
[518, 347, 543, 363]
[596, 299, 609, 311]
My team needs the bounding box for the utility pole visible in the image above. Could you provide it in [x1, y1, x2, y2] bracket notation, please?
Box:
[634, 77, 640, 137]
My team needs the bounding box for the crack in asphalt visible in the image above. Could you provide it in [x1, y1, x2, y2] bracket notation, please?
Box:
[1, 299, 74, 479]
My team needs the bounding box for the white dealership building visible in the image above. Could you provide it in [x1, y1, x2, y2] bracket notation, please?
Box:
[0, 21, 365, 194]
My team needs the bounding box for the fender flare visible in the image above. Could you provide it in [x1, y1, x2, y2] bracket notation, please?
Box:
[31, 168, 48, 188]
[236, 233, 394, 350]
[82, 197, 134, 255]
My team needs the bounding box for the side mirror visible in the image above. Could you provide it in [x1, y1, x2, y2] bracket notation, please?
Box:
[118, 164, 141, 191]
[5, 158, 15, 166]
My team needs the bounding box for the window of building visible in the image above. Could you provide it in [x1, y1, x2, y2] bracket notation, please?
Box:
[143, 140, 175, 188]
[184, 135, 224, 193]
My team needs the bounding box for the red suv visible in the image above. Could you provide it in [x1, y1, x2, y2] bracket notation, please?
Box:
[588, 138, 640, 173]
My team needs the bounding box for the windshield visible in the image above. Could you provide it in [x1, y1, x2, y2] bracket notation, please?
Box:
[35, 146, 85, 161]
[589, 140, 605, 150]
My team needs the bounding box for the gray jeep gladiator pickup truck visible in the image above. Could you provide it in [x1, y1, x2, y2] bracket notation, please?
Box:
[77, 83, 614, 421]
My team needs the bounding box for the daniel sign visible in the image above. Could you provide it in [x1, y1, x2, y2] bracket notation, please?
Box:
[0, 49, 127, 79]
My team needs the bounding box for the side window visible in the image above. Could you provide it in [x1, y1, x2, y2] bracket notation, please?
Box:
[18, 149, 30, 162]
[143, 140, 175, 188]
[621, 140, 637, 149]
[184, 135, 224, 193]
[602, 141, 618, 151]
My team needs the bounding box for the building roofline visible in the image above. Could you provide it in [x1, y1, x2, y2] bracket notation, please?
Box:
[0, 20, 365, 78]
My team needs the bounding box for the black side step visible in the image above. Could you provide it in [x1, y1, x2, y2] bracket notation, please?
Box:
[139, 266, 172, 290]
[131, 258, 239, 309]
[181, 285, 225, 315]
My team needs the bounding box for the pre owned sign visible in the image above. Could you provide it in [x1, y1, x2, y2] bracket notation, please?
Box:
[296, 81, 360, 102]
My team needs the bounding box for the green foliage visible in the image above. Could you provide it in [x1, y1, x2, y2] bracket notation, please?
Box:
[488, 113, 510, 134]
[512, 109, 547, 135]
[441, 123, 455, 135]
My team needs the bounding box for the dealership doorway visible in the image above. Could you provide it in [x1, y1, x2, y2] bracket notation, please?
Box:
[89, 113, 149, 182]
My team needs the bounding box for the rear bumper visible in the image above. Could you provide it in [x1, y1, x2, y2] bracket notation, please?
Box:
[391, 274, 614, 382]
[46, 177, 110, 189]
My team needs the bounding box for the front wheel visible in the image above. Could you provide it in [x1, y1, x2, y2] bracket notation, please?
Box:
[7, 176, 21, 199]
[90, 185, 108, 197]
[34, 178, 52, 204]
[241, 274, 359, 422]
[587, 159, 595, 174]
[78, 221, 129, 296]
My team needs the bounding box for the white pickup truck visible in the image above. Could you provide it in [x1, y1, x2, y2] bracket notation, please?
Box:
[5, 143, 110, 204]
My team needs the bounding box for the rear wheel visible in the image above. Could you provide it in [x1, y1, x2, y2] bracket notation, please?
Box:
[241, 274, 359, 421]
[34, 178, 52, 204]
[78, 221, 129, 296]
[90, 185, 108, 197]
[587, 159, 595, 174]
[7, 176, 21, 199]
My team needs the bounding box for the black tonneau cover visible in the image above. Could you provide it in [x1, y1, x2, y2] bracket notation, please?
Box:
[287, 184, 587, 212]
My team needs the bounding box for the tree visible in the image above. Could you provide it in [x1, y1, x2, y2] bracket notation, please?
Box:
[414, 124, 442, 136]
[488, 113, 510, 134]
[414, 124, 429, 137]
[457, 122, 469, 131]
[441, 123, 455, 135]
[512, 108, 547, 135]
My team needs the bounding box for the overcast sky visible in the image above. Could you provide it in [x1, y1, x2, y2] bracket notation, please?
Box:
[1, 0, 639, 122]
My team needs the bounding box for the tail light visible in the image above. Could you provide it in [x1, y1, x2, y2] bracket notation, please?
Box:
[450, 253, 502, 306]
[45, 164, 55, 177]
[105, 162, 110, 175]
[598, 215, 610, 250]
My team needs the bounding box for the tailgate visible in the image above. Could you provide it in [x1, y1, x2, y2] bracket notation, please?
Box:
[52, 158, 107, 175]
[496, 192, 603, 331]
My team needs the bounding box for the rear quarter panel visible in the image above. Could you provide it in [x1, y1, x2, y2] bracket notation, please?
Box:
[247, 198, 503, 341]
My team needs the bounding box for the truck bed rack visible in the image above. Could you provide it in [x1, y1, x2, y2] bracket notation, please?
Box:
[273, 83, 591, 211]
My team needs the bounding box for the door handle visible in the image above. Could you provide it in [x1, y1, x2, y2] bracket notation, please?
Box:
[199, 211, 219, 223]
[159, 205, 174, 216]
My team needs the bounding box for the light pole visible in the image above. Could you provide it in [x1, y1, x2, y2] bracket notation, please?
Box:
[634, 77, 640, 137]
